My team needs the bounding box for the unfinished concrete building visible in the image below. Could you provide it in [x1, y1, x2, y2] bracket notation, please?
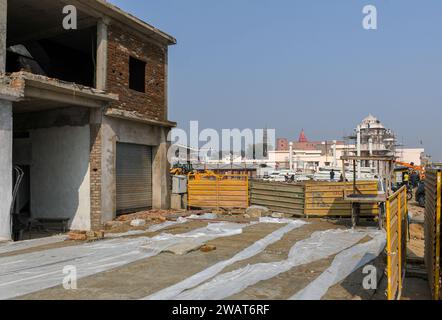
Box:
[0, 0, 177, 241]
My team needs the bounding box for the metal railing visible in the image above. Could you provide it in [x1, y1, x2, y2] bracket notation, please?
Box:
[385, 185, 408, 300]
[424, 169, 441, 300]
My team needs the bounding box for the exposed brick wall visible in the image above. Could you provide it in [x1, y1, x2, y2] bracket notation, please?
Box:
[276, 138, 289, 151]
[89, 122, 102, 230]
[107, 24, 167, 121]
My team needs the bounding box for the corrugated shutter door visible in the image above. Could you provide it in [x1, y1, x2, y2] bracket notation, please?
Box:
[116, 143, 153, 214]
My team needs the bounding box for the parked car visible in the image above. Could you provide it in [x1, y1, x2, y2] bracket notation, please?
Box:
[415, 181, 425, 208]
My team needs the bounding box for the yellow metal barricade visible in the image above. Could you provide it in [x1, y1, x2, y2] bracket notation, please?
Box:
[304, 181, 379, 217]
[424, 169, 441, 300]
[386, 186, 408, 300]
[187, 173, 249, 209]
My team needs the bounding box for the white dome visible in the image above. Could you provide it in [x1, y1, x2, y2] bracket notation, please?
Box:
[359, 114, 384, 129]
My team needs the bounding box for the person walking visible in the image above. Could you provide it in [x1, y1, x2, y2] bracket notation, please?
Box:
[330, 169, 335, 181]
[403, 171, 410, 187]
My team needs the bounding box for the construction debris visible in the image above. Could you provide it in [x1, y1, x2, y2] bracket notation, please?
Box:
[68, 231, 87, 241]
[188, 213, 218, 220]
[68, 230, 105, 241]
[245, 205, 271, 218]
[116, 210, 177, 222]
[104, 220, 126, 230]
[130, 219, 147, 227]
[200, 244, 217, 253]
[165, 242, 203, 255]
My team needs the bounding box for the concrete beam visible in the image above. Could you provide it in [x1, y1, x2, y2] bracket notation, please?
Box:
[68, 0, 177, 46]
[0, 0, 7, 73]
[0, 100, 12, 241]
[96, 18, 109, 90]
[106, 108, 177, 128]
[9, 18, 96, 46]
[25, 86, 106, 108]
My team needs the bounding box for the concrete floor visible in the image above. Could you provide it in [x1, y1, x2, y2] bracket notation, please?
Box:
[0, 217, 395, 300]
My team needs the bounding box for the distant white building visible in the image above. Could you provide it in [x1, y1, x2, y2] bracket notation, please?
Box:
[348, 115, 424, 166]
[180, 115, 425, 174]
[395, 148, 425, 166]
[269, 115, 425, 172]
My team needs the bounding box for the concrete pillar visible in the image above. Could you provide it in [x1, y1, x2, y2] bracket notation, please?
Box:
[356, 125, 361, 179]
[289, 142, 293, 171]
[369, 138, 373, 172]
[0, 100, 12, 241]
[152, 127, 171, 209]
[96, 18, 109, 90]
[89, 18, 109, 230]
[100, 117, 116, 224]
[332, 140, 337, 167]
[0, 0, 7, 73]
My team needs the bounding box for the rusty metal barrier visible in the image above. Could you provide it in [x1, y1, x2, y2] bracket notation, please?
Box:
[187, 173, 249, 209]
[425, 169, 441, 300]
[385, 186, 408, 300]
[250, 181, 304, 216]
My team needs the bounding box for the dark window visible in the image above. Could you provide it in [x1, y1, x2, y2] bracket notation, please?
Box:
[129, 57, 146, 93]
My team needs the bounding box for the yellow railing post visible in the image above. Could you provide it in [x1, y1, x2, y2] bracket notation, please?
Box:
[436, 172, 441, 300]
[386, 197, 392, 300]
[398, 190, 402, 299]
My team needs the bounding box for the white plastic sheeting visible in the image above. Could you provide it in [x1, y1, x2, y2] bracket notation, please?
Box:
[105, 230, 148, 239]
[0, 222, 248, 300]
[140, 222, 247, 253]
[147, 217, 189, 232]
[188, 213, 218, 220]
[174, 229, 372, 300]
[105, 217, 189, 239]
[259, 217, 299, 224]
[144, 219, 307, 300]
[0, 235, 68, 255]
[289, 229, 386, 300]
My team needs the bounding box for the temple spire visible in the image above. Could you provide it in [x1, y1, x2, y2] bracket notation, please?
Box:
[298, 129, 308, 143]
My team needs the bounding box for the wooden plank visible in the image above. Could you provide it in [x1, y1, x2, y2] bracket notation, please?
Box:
[252, 189, 304, 199]
[188, 174, 249, 209]
[252, 184, 304, 193]
[251, 198, 304, 210]
[305, 181, 379, 217]
[251, 195, 305, 205]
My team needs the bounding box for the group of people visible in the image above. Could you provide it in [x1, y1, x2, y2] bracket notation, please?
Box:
[402, 170, 421, 189]
[284, 173, 295, 183]
[329, 169, 347, 182]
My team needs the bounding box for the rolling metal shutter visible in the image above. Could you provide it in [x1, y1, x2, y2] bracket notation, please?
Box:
[116, 143, 153, 214]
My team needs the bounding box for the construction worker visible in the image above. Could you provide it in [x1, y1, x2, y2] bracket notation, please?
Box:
[410, 171, 420, 188]
[403, 171, 410, 188]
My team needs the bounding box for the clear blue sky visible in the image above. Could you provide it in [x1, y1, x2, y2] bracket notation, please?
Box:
[109, 0, 442, 161]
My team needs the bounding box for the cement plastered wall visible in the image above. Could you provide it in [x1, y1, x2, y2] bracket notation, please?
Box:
[101, 116, 170, 223]
[0, 101, 12, 240]
[30, 125, 91, 230]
